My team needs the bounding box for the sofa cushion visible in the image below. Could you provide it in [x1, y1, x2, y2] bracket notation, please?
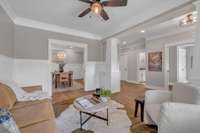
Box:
[20, 119, 58, 133]
[172, 83, 200, 104]
[11, 100, 55, 128]
[0, 83, 17, 110]
[145, 104, 161, 125]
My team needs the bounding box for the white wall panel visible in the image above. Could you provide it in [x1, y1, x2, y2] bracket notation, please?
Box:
[12, 59, 51, 95]
[64, 64, 84, 79]
[0, 55, 13, 80]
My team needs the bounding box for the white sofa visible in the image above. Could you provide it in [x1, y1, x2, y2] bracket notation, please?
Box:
[144, 82, 200, 133]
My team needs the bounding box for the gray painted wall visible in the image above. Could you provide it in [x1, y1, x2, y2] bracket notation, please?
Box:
[14, 25, 104, 61]
[146, 31, 194, 88]
[169, 46, 177, 83]
[0, 6, 14, 57]
[127, 44, 145, 82]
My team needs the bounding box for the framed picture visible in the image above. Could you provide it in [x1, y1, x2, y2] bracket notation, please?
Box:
[148, 52, 162, 72]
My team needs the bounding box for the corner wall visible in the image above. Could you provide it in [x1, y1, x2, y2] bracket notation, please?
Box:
[12, 25, 104, 93]
[0, 4, 105, 94]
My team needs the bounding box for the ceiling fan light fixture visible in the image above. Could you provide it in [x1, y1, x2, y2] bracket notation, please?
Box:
[91, 2, 102, 15]
[78, 0, 128, 20]
[180, 13, 197, 27]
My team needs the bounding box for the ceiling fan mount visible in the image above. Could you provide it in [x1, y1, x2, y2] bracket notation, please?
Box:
[78, 0, 128, 21]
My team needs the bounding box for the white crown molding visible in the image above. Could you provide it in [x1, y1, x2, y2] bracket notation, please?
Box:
[14, 17, 102, 40]
[0, 0, 102, 40]
[0, 0, 16, 20]
[193, 0, 200, 7]
[145, 25, 195, 41]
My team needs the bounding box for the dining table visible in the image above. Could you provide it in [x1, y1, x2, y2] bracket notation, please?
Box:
[52, 71, 73, 88]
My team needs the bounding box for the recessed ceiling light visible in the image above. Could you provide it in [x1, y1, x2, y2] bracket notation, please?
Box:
[140, 30, 146, 33]
[69, 46, 73, 49]
[122, 41, 127, 45]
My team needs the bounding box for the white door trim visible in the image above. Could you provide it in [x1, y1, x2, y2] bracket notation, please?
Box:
[48, 39, 88, 96]
[164, 39, 194, 89]
[137, 51, 146, 83]
[120, 53, 128, 81]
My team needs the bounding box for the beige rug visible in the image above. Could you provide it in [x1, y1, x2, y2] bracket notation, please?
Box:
[53, 81, 83, 93]
[56, 100, 132, 133]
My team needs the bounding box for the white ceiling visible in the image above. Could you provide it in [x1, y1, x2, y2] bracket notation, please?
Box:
[4, 0, 192, 39]
[117, 9, 196, 46]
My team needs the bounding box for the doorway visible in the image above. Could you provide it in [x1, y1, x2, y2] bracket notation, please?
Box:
[137, 52, 146, 83]
[165, 42, 194, 89]
[177, 47, 187, 83]
[48, 39, 88, 95]
[120, 54, 128, 81]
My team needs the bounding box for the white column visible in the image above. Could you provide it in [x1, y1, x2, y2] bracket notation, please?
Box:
[105, 38, 121, 93]
[191, 0, 200, 84]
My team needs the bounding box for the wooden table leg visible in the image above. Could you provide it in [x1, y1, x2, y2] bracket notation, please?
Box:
[134, 101, 139, 117]
[80, 111, 82, 130]
[140, 103, 144, 122]
[107, 108, 109, 125]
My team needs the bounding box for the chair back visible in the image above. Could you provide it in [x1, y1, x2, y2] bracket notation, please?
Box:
[59, 72, 68, 82]
[172, 82, 200, 104]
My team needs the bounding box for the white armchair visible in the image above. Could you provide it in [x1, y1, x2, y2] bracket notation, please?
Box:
[144, 83, 200, 133]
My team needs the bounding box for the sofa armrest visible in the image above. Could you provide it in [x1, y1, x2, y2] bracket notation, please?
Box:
[22, 86, 42, 93]
[145, 90, 172, 104]
[158, 103, 200, 133]
[11, 100, 55, 128]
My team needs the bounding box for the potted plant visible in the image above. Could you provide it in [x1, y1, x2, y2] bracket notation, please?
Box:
[100, 89, 112, 97]
[59, 63, 65, 73]
[99, 88, 112, 102]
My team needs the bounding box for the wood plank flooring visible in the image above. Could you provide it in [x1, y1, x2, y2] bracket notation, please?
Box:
[52, 81, 157, 133]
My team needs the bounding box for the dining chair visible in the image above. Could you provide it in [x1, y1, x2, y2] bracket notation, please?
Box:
[59, 72, 69, 87]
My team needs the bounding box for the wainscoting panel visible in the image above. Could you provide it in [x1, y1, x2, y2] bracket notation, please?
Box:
[12, 59, 51, 95]
[85, 62, 106, 91]
[0, 55, 14, 80]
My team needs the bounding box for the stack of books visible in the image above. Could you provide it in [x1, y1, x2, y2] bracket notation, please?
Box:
[76, 96, 101, 109]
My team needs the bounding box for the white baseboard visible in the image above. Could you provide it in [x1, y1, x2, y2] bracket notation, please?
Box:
[125, 80, 143, 85]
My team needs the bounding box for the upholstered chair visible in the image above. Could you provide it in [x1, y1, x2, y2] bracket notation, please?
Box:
[144, 82, 200, 133]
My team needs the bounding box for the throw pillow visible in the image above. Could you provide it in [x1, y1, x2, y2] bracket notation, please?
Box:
[0, 109, 20, 133]
[0, 79, 27, 99]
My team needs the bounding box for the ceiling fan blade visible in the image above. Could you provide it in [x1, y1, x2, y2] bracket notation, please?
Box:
[79, 0, 93, 4]
[78, 8, 91, 17]
[100, 9, 109, 20]
[102, 0, 127, 7]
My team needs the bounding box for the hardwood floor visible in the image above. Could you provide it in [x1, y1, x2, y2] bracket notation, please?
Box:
[52, 81, 157, 133]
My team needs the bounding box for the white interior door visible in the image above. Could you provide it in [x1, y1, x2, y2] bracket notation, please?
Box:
[120, 54, 128, 81]
[137, 52, 146, 82]
[178, 47, 187, 83]
[165, 47, 170, 89]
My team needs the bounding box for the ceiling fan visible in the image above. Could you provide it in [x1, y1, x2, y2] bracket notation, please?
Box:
[78, 0, 128, 21]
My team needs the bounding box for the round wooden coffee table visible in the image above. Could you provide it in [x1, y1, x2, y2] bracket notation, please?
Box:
[73, 95, 110, 130]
